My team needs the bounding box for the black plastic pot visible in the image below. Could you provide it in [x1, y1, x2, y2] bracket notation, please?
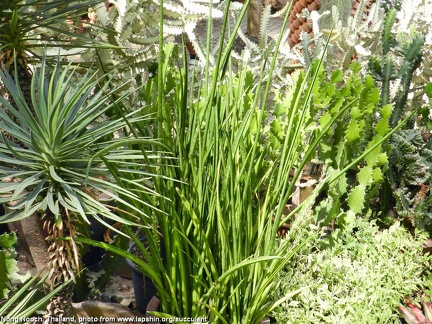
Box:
[126, 238, 157, 313]
[81, 216, 108, 268]
[82, 197, 117, 268]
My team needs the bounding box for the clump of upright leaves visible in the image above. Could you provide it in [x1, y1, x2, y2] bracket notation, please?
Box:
[78, 38, 405, 322]
[400, 293, 432, 324]
[0, 232, 29, 299]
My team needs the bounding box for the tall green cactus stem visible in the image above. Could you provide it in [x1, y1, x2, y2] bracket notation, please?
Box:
[369, 8, 424, 127]
[390, 35, 424, 127]
[368, 8, 426, 217]
[376, 8, 397, 108]
[370, 9, 395, 109]
[382, 8, 396, 55]
[380, 56, 396, 108]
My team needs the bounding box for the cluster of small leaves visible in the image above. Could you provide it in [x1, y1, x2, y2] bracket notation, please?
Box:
[264, 61, 397, 231]
[0, 232, 29, 299]
[272, 218, 431, 323]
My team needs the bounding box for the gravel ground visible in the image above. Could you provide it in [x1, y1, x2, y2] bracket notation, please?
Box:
[15, 245, 138, 311]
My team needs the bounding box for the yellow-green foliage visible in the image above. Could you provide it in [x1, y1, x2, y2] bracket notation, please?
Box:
[273, 218, 431, 323]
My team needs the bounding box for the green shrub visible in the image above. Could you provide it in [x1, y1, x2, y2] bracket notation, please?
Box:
[0, 232, 27, 299]
[272, 218, 431, 323]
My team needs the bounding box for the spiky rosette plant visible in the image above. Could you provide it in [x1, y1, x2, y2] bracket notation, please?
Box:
[0, 0, 110, 100]
[0, 57, 165, 284]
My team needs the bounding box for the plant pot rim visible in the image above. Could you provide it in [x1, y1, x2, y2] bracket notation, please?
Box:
[126, 238, 147, 272]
